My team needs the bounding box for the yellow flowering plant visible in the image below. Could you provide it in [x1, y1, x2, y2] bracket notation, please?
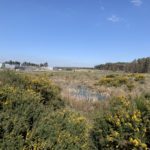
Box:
[92, 95, 150, 149]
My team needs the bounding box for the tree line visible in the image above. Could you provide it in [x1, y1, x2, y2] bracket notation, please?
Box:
[4, 60, 48, 67]
[95, 57, 150, 73]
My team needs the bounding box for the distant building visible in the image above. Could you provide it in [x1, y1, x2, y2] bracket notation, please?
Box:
[3, 63, 21, 70]
[0, 63, 2, 68]
[48, 67, 53, 71]
[4, 64, 16, 70]
[1, 61, 53, 72]
[34, 66, 53, 71]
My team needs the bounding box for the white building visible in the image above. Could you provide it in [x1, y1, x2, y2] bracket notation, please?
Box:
[4, 64, 16, 70]
[40, 67, 53, 71]
[48, 67, 53, 71]
[0, 63, 2, 68]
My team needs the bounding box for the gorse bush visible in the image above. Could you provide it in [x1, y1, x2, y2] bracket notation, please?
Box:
[0, 71, 91, 150]
[26, 109, 91, 150]
[0, 71, 63, 108]
[92, 95, 150, 150]
[98, 74, 145, 90]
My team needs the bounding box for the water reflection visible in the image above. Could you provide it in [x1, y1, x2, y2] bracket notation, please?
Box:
[68, 85, 107, 101]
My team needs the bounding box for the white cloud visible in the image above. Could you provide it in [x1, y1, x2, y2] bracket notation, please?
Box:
[107, 15, 120, 23]
[131, 0, 143, 6]
[107, 15, 131, 28]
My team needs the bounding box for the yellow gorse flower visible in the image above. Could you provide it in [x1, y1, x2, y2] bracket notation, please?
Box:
[130, 138, 140, 147]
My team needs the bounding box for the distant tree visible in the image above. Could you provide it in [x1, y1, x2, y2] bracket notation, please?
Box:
[5, 60, 20, 66]
[95, 57, 150, 73]
[44, 62, 48, 67]
[40, 62, 48, 67]
[22, 62, 39, 67]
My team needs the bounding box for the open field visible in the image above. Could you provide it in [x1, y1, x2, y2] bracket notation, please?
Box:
[48, 70, 149, 100]
[0, 70, 150, 149]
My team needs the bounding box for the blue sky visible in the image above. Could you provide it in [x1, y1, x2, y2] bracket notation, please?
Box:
[0, 0, 150, 67]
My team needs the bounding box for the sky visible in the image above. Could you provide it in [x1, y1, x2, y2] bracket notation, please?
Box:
[0, 0, 150, 67]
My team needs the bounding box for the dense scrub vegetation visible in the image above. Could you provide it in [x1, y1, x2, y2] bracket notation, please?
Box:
[92, 95, 150, 149]
[95, 57, 150, 73]
[97, 74, 145, 91]
[0, 71, 90, 150]
[0, 71, 150, 150]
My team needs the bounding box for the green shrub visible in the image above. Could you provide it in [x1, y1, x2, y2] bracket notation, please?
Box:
[0, 71, 64, 108]
[106, 74, 118, 78]
[126, 83, 135, 91]
[99, 76, 128, 87]
[98, 74, 145, 90]
[0, 71, 91, 150]
[91, 96, 150, 149]
[25, 109, 91, 150]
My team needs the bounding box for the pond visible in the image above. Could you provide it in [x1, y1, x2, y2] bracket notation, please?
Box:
[67, 85, 108, 101]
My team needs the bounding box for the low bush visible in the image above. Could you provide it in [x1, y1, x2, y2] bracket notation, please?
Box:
[106, 74, 118, 78]
[127, 74, 145, 82]
[0, 71, 91, 150]
[25, 109, 91, 150]
[98, 74, 145, 90]
[91, 95, 150, 149]
[98, 76, 128, 87]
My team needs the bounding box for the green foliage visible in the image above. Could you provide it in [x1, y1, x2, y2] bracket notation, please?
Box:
[0, 85, 43, 150]
[91, 95, 150, 149]
[95, 57, 150, 73]
[25, 109, 91, 150]
[0, 71, 63, 107]
[98, 74, 129, 88]
[106, 74, 119, 78]
[98, 74, 145, 90]
[0, 71, 91, 150]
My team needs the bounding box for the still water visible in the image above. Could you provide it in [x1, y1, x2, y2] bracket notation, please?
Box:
[68, 85, 107, 101]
